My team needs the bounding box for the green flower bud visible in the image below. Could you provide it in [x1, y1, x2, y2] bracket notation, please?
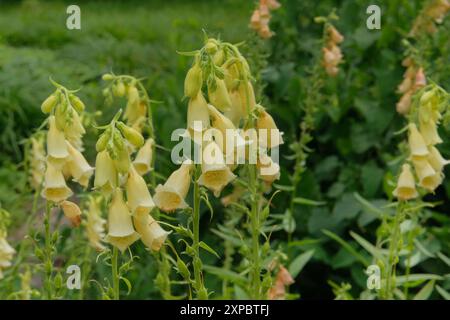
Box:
[208, 78, 232, 112]
[96, 130, 111, 152]
[54, 273, 63, 289]
[41, 94, 58, 114]
[113, 81, 126, 97]
[69, 94, 85, 113]
[102, 73, 114, 81]
[177, 258, 191, 280]
[117, 122, 144, 147]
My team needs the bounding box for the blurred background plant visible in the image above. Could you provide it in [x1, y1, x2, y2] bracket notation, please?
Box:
[0, 0, 449, 299]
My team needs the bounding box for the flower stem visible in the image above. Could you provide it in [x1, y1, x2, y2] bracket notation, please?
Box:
[111, 247, 120, 300]
[43, 201, 54, 300]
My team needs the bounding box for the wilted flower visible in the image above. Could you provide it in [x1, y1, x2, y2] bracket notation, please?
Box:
[133, 138, 154, 175]
[393, 164, 418, 200]
[60, 200, 82, 227]
[105, 188, 140, 253]
[133, 212, 169, 252]
[154, 160, 194, 212]
[268, 265, 295, 300]
[126, 166, 155, 216]
[41, 163, 73, 203]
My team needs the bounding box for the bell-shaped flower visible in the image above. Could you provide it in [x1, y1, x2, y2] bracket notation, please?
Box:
[60, 200, 82, 227]
[66, 141, 93, 187]
[396, 91, 412, 115]
[86, 195, 106, 252]
[328, 26, 344, 43]
[225, 89, 246, 126]
[126, 166, 155, 216]
[47, 115, 69, 168]
[208, 78, 232, 112]
[427, 146, 450, 173]
[133, 212, 169, 252]
[94, 150, 117, 195]
[419, 120, 442, 146]
[198, 141, 236, 197]
[256, 108, 284, 149]
[154, 160, 194, 212]
[187, 92, 210, 139]
[412, 157, 442, 192]
[237, 81, 256, 114]
[0, 236, 15, 279]
[257, 152, 280, 184]
[105, 188, 140, 253]
[408, 123, 429, 157]
[393, 164, 418, 200]
[133, 138, 154, 175]
[41, 163, 73, 203]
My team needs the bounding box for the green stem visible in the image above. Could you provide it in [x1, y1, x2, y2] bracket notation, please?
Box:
[111, 247, 120, 300]
[192, 166, 205, 299]
[43, 202, 54, 300]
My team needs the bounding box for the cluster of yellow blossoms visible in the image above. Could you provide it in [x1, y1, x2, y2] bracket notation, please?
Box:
[250, 0, 281, 39]
[322, 25, 344, 77]
[396, 58, 426, 115]
[95, 77, 168, 253]
[410, 0, 450, 36]
[40, 85, 93, 227]
[393, 87, 449, 200]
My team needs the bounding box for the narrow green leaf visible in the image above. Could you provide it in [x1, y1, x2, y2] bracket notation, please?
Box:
[413, 280, 435, 300]
[322, 229, 370, 267]
[203, 265, 247, 285]
[293, 197, 326, 206]
[350, 231, 383, 261]
[288, 250, 315, 278]
[436, 285, 450, 300]
[396, 274, 443, 286]
[198, 241, 220, 258]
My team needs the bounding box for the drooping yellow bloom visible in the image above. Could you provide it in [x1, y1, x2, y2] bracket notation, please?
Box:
[94, 150, 117, 195]
[126, 166, 155, 216]
[41, 163, 73, 203]
[256, 108, 284, 149]
[208, 78, 232, 112]
[412, 157, 442, 192]
[184, 63, 203, 98]
[154, 160, 193, 212]
[408, 123, 429, 157]
[393, 164, 418, 200]
[419, 119, 442, 146]
[257, 152, 280, 184]
[427, 146, 450, 173]
[85, 195, 106, 252]
[66, 141, 94, 188]
[225, 89, 246, 126]
[0, 235, 15, 279]
[47, 115, 69, 168]
[237, 81, 256, 113]
[64, 108, 86, 151]
[133, 138, 154, 175]
[187, 92, 210, 140]
[60, 200, 82, 227]
[105, 188, 140, 253]
[133, 211, 169, 252]
[198, 141, 236, 197]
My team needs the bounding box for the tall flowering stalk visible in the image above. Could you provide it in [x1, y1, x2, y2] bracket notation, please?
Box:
[249, 0, 281, 39]
[385, 84, 450, 299]
[38, 80, 92, 299]
[101, 73, 173, 298]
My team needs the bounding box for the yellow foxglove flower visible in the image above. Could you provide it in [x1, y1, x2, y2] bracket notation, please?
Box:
[66, 141, 93, 188]
[133, 138, 154, 175]
[133, 212, 169, 252]
[208, 78, 232, 112]
[427, 146, 450, 172]
[41, 94, 58, 114]
[412, 157, 442, 191]
[0, 236, 15, 279]
[187, 92, 210, 142]
[41, 163, 73, 203]
[256, 108, 284, 149]
[419, 120, 442, 145]
[225, 89, 246, 126]
[408, 123, 429, 157]
[64, 109, 86, 151]
[60, 200, 82, 227]
[86, 195, 106, 251]
[154, 160, 193, 212]
[198, 141, 236, 197]
[47, 115, 69, 168]
[126, 166, 155, 216]
[29, 136, 46, 189]
[257, 152, 281, 183]
[237, 81, 256, 113]
[94, 150, 117, 195]
[105, 188, 140, 253]
[393, 164, 418, 200]
[184, 63, 203, 98]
